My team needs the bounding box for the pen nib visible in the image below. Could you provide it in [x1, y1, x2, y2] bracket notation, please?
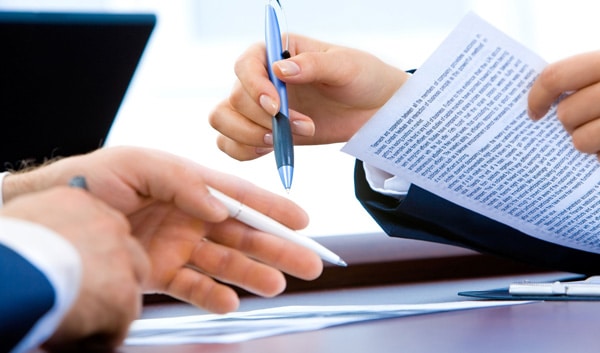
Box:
[278, 165, 293, 191]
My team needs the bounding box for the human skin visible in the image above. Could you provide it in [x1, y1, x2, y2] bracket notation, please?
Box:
[209, 34, 409, 161]
[212, 34, 600, 163]
[1, 187, 150, 350]
[528, 50, 600, 158]
[2, 146, 323, 315]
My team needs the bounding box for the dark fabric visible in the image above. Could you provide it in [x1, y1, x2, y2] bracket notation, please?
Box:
[354, 160, 600, 275]
[0, 243, 55, 352]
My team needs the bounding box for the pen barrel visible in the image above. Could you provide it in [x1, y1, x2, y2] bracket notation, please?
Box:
[208, 187, 342, 265]
[265, 4, 289, 115]
[266, 2, 293, 189]
[273, 112, 294, 168]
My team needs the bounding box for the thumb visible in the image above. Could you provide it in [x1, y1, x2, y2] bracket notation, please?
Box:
[273, 50, 355, 87]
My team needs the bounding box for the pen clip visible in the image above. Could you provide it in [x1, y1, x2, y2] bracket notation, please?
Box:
[269, 0, 289, 57]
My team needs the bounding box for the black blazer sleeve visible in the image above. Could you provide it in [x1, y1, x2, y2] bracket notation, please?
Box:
[0, 243, 56, 352]
[354, 160, 600, 275]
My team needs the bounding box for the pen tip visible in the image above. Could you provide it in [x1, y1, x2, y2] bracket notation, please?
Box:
[278, 165, 293, 192]
[337, 259, 348, 267]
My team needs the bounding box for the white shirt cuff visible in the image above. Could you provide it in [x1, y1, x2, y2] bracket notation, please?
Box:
[363, 163, 411, 199]
[0, 172, 9, 208]
[0, 218, 82, 353]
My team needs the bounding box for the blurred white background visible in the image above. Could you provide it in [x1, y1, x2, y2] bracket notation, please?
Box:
[1, 0, 599, 237]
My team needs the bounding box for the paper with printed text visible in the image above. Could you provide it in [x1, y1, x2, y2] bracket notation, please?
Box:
[342, 13, 600, 254]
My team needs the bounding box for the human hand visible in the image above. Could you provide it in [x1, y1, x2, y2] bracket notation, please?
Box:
[0, 187, 150, 351]
[528, 50, 600, 157]
[209, 34, 409, 161]
[3, 146, 323, 313]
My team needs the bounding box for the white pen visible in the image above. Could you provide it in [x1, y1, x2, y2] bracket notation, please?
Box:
[208, 187, 347, 267]
[509, 276, 600, 296]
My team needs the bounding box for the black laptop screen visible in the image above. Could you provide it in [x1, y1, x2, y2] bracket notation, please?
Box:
[0, 12, 156, 170]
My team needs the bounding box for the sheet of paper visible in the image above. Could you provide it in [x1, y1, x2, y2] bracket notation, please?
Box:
[342, 12, 600, 254]
[125, 301, 529, 345]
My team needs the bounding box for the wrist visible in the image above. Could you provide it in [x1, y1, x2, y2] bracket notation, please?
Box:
[2, 168, 46, 204]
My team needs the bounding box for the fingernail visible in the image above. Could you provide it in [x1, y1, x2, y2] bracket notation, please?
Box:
[275, 60, 300, 76]
[263, 133, 273, 145]
[256, 147, 273, 155]
[291, 119, 315, 136]
[527, 108, 539, 121]
[259, 95, 278, 116]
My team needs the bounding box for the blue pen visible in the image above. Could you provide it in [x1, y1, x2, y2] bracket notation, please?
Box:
[265, 0, 294, 191]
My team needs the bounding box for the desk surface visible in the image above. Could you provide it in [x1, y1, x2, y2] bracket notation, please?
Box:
[123, 301, 596, 353]
[122, 272, 594, 353]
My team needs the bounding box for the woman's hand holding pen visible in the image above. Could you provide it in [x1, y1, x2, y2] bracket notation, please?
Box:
[2, 146, 323, 314]
[212, 32, 600, 162]
[209, 34, 409, 161]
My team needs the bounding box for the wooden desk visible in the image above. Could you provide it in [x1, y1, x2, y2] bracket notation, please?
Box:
[122, 272, 593, 353]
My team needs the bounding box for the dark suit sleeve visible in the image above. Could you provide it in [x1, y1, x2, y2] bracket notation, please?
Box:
[354, 160, 600, 275]
[0, 243, 56, 353]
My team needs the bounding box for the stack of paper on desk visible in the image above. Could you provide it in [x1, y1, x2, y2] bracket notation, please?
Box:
[126, 301, 528, 345]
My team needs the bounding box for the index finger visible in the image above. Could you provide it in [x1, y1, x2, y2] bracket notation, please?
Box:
[529, 51, 600, 120]
[48, 147, 232, 223]
[233, 42, 280, 116]
[204, 171, 310, 231]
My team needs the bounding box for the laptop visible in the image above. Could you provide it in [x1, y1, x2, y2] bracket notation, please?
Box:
[0, 11, 156, 171]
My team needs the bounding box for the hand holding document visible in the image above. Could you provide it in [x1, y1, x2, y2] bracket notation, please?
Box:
[343, 12, 600, 254]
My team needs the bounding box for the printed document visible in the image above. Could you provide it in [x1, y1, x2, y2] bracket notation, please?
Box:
[342, 13, 600, 254]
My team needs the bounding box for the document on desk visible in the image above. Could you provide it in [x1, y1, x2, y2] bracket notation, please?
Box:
[342, 12, 600, 254]
[125, 301, 528, 345]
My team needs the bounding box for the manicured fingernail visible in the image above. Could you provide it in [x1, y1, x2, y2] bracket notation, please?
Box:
[275, 60, 300, 76]
[291, 119, 315, 136]
[263, 133, 273, 145]
[256, 147, 273, 155]
[260, 95, 278, 116]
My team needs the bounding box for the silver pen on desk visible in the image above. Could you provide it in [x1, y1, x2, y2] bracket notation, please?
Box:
[208, 186, 347, 267]
[265, 0, 294, 191]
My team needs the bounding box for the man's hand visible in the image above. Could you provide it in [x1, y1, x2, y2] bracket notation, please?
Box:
[1, 187, 150, 350]
[3, 146, 323, 314]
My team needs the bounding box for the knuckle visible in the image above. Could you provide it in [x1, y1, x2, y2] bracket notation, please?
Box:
[228, 83, 246, 110]
[233, 52, 247, 77]
[207, 107, 220, 129]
